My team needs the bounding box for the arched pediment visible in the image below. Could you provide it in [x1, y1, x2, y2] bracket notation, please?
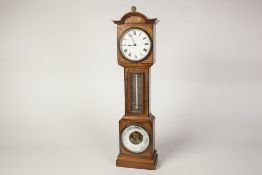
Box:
[113, 11, 158, 24]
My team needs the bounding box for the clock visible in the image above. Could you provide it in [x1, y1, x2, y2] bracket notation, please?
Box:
[113, 6, 159, 170]
[121, 125, 150, 153]
[119, 28, 152, 61]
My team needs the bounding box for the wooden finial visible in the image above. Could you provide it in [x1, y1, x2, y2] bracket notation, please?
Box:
[131, 6, 136, 12]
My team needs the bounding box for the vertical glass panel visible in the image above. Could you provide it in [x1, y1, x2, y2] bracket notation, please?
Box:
[131, 73, 143, 113]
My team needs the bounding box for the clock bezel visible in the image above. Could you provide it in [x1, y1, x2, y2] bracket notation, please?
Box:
[120, 124, 151, 154]
[118, 27, 153, 63]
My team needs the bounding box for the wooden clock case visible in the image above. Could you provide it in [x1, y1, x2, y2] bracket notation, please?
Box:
[113, 8, 159, 170]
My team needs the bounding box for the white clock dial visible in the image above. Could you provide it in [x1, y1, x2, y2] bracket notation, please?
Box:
[121, 125, 150, 153]
[119, 28, 152, 61]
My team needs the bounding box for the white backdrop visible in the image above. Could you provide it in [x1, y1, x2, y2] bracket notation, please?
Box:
[1, 0, 262, 175]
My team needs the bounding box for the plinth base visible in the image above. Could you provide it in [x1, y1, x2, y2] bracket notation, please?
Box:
[116, 150, 158, 170]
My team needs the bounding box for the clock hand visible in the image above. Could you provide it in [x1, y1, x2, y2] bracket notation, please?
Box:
[122, 44, 135, 46]
[129, 35, 137, 46]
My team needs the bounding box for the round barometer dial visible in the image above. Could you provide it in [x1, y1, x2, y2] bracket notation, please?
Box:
[119, 28, 152, 62]
[121, 125, 150, 153]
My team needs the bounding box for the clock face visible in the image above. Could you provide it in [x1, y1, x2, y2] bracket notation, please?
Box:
[121, 125, 150, 153]
[119, 28, 152, 62]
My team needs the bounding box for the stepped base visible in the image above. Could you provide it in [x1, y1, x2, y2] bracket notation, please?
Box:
[116, 150, 158, 170]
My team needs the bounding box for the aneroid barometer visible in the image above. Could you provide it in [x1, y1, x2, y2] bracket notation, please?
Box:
[113, 6, 159, 170]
